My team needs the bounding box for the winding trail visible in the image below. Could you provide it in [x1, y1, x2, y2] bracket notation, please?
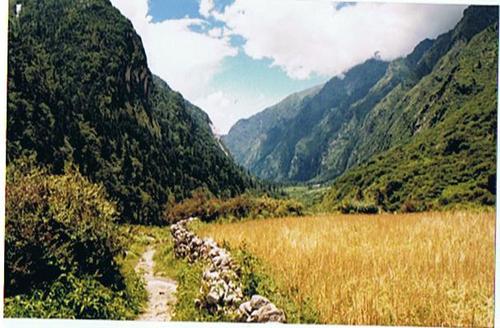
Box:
[135, 246, 177, 321]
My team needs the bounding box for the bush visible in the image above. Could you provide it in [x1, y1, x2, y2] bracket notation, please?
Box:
[5, 158, 124, 296]
[338, 201, 380, 214]
[401, 199, 428, 213]
[165, 189, 304, 224]
[4, 273, 141, 319]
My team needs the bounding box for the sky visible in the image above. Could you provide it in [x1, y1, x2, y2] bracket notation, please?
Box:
[109, 0, 467, 134]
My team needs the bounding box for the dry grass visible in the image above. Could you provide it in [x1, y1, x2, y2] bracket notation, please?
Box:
[198, 211, 495, 326]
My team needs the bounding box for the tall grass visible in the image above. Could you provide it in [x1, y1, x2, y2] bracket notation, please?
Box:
[198, 211, 494, 327]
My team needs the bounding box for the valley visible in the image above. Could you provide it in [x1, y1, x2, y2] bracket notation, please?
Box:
[4, 0, 498, 326]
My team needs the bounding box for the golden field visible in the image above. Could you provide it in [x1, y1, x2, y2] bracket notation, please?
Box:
[198, 211, 495, 327]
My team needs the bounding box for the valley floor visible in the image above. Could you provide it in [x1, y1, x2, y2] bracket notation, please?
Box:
[196, 210, 495, 327]
[122, 210, 494, 326]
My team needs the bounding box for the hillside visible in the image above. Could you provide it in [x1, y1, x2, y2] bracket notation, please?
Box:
[323, 22, 498, 212]
[7, 0, 254, 225]
[224, 6, 497, 186]
[223, 5, 498, 210]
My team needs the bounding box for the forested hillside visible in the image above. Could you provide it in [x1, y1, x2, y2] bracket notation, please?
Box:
[7, 0, 255, 225]
[323, 22, 498, 212]
[224, 5, 498, 210]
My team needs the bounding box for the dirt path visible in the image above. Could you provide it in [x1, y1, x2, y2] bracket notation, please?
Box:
[135, 246, 177, 321]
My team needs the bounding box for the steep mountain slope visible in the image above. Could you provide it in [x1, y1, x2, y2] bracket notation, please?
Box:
[222, 84, 322, 168]
[223, 5, 497, 188]
[333, 5, 498, 180]
[323, 22, 498, 211]
[7, 0, 253, 225]
[226, 59, 389, 182]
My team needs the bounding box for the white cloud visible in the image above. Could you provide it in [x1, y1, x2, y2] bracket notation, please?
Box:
[217, 1, 467, 79]
[110, 0, 236, 100]
[200, 0, 215, 18]
[208, 27, 224, 38]
[110, 0, 468, 132]
[195, 91, 281, 134]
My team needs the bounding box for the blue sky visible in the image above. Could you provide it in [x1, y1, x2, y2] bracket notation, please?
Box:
[110, 0, 467, 134]
[149, 0, 235, 21]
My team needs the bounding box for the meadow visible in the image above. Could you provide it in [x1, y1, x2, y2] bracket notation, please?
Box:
[198, 211, 495, 326]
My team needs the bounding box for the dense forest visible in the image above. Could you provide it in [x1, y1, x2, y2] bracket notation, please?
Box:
[224, 6, 498, 211]
[7, 0, 256, 225]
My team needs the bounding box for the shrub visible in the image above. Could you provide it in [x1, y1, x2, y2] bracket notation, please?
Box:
[5, 158, 124, 296]
[165, 190, 304, 223]
[4, 273, 141, 319]
[338, 201, 380, 214]
[401, 199, 428, 213]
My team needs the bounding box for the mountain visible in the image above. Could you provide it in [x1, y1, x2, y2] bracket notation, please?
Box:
[222, 84, 323, 170]
[323, 18, 498, 211]
[223, 5, 498, 210]
[7, 0, 254, 225]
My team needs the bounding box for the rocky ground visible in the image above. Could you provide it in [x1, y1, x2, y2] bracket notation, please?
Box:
[135, 247, 178, 321]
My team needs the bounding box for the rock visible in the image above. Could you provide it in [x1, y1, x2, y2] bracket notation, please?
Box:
[250, 303, 286, 323]
[209, 248, 220, 258]
[250, 295, 270, 310]
[203, 270, 219, 281]
[223, 292, 236, 304]
[206, 290, 220, 305]
[239, 301, 252, 314]
[237, 301, 252, 322]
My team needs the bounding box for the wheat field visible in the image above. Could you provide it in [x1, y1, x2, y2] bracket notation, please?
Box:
[198, 211, 495, 326]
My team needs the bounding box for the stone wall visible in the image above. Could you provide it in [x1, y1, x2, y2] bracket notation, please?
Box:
[170, 218, 286, 323]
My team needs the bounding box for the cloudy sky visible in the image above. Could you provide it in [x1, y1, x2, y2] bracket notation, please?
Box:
[110, 0, 467, 134]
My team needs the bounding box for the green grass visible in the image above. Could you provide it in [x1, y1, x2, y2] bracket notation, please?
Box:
[283, 185, 330, 211]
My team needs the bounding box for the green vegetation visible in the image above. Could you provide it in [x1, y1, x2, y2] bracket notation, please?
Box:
[338, 201, 380, 214]
[5, 158, 122, 295]
[165, 188, 304, 224]
[4, 158, 146, 319]
[4, 0, 295, 318]
[4, 273, 144, 319]
[283, 185, 330, 210]
[151, 227, 213, 322]
[222, 84, 323, 169]
[7, 0, 254, 225]
[225, 58, 389, 182]
[323, 23, 497, 212]
[4, 0, 498, 321]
